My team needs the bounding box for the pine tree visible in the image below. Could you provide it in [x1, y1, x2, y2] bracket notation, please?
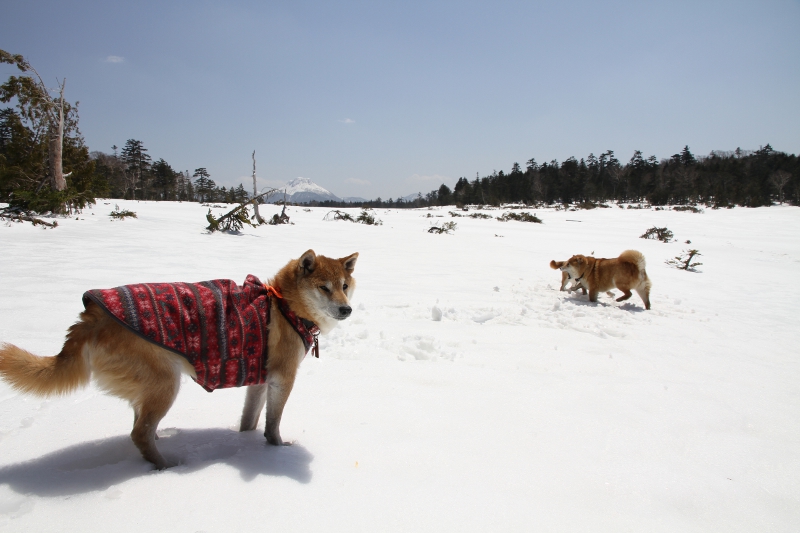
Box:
[121, 139, 151, 199]
[151, 158, 177, 200]
[193, 168, 215, 202]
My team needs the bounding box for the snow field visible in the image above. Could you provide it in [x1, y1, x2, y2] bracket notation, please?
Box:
[0, 200, 798, 532]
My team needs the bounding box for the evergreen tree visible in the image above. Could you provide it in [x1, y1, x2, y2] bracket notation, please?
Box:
[233, 183, 249, 203]
[680, 145, 696, 166]
[151, 158, 177, 200]
[193, 167, 215, 202]
[121, 139, 151, 199]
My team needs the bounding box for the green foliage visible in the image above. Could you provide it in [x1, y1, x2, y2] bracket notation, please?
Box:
[356, 208, 382, 225]
[640, 226, 674, 242]
[206, 206, 253, 232]
[205, 188, 278, 232]
[497, 211, 542, 223]
[110, 204, 137, 220]
[666, 249, 703, 271]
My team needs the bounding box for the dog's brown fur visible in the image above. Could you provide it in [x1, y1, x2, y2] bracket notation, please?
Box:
[0, 249, 358, 469]
[550, 250, 651, 309]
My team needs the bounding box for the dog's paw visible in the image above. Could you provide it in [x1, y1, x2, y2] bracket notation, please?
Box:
[265, 433, 295, 446]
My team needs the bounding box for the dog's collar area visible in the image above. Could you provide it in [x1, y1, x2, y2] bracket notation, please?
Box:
[301, 318, 321, 358]
[265, 284, 321, 358]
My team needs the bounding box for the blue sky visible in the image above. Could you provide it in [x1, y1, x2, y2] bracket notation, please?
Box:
[3, 0, 799, 199]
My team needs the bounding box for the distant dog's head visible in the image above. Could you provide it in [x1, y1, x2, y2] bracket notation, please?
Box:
[294, 249, 358, 332]
[550, 255, 590, 279]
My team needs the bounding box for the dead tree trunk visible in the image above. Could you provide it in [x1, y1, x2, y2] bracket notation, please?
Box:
[252, 151, 265, 224]
[48, 86, 66, 191]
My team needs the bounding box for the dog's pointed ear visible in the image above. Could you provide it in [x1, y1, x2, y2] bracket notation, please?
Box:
[340, 252, 359, 273]
[576, 256, 584, 265]
[299, 249, 317, 274]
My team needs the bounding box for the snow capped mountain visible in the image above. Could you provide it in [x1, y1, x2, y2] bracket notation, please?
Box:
[270, 177, 340, 204]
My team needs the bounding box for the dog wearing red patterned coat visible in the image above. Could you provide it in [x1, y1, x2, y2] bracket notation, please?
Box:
[0, 249, 358, 469]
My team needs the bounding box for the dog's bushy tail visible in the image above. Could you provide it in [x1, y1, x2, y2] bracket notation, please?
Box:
[0, 320, 91, 397]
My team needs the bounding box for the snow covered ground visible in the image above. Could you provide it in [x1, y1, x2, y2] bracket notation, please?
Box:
[0, 200, 798, 532]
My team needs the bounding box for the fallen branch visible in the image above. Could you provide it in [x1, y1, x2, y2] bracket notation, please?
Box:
[0, 206, 58, 228]
[206, 188, 279, 232]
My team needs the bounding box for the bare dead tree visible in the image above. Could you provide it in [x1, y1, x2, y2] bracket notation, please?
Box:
[251, 151, 266, 224]
[47, 78, 66, 191]
[0, 51, 67, 191]
[770, 170, 791, 204]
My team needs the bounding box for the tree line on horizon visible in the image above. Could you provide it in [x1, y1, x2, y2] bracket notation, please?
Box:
[91, 140, 251, 204]
[331, 145, 797, 210]
[2, 50, 798, 214]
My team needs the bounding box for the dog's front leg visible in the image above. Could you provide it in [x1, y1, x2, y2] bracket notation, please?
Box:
[239, 384, 268, 432]
[265, 373, 296, 446]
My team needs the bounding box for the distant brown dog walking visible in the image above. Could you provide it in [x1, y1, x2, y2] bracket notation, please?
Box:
[550, 250, 651, 309]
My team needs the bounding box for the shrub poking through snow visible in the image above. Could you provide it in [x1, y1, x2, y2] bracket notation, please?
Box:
[497, 211, 542, 223]
[324, 208, 382, 225]
[640, 226, 673, 242]
[110, 205, 137, 220]
[428, 221, 457, 234]
[673, 205, 703, 213]
[448, 211, 463, 217]
[356, 208, 382, 225]
[324, 210, 355, 222]
[268, 204, 290, 225]
[468, 212, 492, 219]
[666, 249, 703, 271]
[205, 188, 281, 232]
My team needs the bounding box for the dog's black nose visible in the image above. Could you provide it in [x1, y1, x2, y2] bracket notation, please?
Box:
[338, 306, 352, 318]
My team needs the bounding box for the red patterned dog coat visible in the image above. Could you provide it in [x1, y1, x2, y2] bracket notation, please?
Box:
[83, 275, 318, 392]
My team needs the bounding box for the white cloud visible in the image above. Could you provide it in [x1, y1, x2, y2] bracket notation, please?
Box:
[346, 178, 370, 185]
[407, 173, 453, 184]
[339, 118, 355, 124]
[104, 56, 124, 63]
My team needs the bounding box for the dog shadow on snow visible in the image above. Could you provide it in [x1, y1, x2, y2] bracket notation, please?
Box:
[0, 427, 313, 497]
[564, 295, 648, 313]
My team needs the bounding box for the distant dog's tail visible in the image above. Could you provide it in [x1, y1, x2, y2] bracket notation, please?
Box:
[0, 319, 92, 397]
[620, 249, 646, 270]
